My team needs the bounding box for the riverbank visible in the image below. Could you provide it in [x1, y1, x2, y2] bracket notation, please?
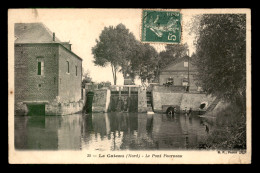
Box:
[197, 103, 246, 150]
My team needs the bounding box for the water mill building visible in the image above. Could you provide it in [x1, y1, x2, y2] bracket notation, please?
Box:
[14, 23, 83, 115]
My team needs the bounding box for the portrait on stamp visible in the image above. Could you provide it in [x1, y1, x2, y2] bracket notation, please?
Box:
[142, 10, 182, 43]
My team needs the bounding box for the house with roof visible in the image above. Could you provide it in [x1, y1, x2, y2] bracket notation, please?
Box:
[14, 23, 84, 115]
[151, 56, 216, 114]
[158, 56, 202, 92]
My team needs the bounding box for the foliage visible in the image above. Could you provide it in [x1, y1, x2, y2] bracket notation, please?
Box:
[92, 24, 139, 85]
[82, 70, 92, 88]
[193, 14, 246, 114]
[92, 23, 192, 85]
[97, 81, 111, 89]
[130, 43, 159, 84]
[158, 43, 189, 70]
[198, 104, 246, 150]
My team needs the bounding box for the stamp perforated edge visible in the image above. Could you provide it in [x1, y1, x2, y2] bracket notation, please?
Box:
[140, 8, 184, 45]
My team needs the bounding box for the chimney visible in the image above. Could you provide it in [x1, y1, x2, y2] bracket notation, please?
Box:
[53, 32, 55, 42]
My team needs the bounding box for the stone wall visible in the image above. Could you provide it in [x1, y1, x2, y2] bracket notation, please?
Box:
[152, 87, 216, 113]
[152, 85, 186, 93]
[180, 93, 215, 111]
[58, 45, 82, 103]
[152, 92, 183, 113]
[82, 88, 86, 106]
[14, 43, 83, 116]
[15, 44, 59, 104]
[45, 100, 84, 115]
[138, 88, 147, 113]
[92, 89, 111, 113]
[15, 102, 28, 116]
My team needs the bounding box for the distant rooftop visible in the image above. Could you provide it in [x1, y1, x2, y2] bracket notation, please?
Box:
[15, 23, 62, 43]
[161, 55, 197, 72]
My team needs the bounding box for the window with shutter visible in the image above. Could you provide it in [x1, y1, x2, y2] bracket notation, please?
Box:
[36, 56, 44, 76]
[41, 61, 44, 75]
[38, 62, 41, 75]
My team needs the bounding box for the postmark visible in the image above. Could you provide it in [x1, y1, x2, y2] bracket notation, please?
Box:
[141, 9, 182, 44]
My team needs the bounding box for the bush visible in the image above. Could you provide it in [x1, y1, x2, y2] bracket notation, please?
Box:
[199, 104, 246, 150]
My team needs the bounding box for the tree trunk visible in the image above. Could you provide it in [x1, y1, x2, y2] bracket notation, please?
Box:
[114, 68, 117, 85]
[111, 64, 117, 85]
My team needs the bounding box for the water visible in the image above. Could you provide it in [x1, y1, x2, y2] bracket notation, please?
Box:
[15, 113, 214, 150]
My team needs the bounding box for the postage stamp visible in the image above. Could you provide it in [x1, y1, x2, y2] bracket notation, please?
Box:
[141, 9, 182, 43]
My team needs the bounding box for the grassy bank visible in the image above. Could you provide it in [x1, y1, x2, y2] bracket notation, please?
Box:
[198, 104, 246, 150]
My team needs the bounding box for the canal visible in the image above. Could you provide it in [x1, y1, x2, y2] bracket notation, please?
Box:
[15, 113, 214, 150]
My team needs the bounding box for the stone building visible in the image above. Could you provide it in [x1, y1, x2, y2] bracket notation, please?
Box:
[151, 56, 214, 113]
[15, 23, 83, 115]
[159, 56, 202, 92]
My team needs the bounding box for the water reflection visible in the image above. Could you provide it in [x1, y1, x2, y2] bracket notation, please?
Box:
[15, 113, 212, 150]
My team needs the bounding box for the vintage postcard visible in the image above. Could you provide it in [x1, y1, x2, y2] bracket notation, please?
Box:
[8, 8, 251, 164]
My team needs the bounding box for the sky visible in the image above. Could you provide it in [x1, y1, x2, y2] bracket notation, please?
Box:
[10, 9, 196, 85]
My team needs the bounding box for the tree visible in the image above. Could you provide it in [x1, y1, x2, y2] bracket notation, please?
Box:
[193, 14, 246, 114]
[156, 43, 189, 80]
[130, 43, 159, 85]
[82, 70, 92, 88]
[92, 24, 139, 85]
[130, 43, 188, 85]
[158, 43, 188, 69]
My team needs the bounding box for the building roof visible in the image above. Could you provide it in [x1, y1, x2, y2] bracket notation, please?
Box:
[161, 55, 197, 72]
[15, 23, 61, 43]
[15, 23, 82, 61]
